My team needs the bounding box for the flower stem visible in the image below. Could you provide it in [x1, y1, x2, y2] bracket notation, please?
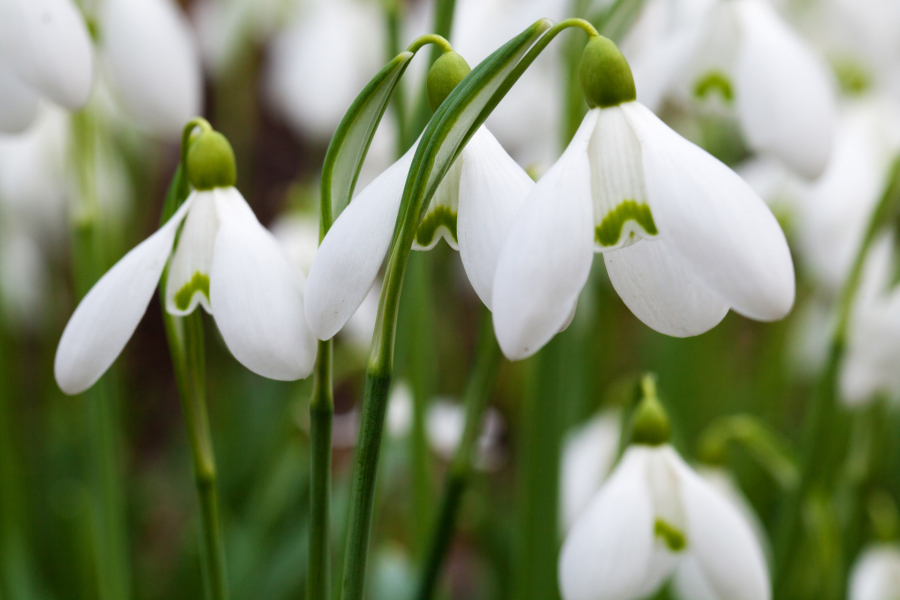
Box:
[70, 109, 132, 600]
[308, 338, 333, 600]
[164, 310, 229, 600]
[414, 311, 501, 600]
[773, 156, 900, 594]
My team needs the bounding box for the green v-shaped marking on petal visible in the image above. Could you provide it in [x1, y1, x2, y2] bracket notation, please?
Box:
[174, 272, 210, 311]
[694, 70, 734, 103]
[595, 200, 658, 247]
[416, 206, 458, 247]
[654, 518, 687, 552]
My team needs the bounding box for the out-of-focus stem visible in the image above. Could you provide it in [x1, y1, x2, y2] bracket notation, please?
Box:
[308, 338, 333, 600]
[774, 156, 900, 596]
[69, 109, 132, 600]
[414, 311, 501, 600]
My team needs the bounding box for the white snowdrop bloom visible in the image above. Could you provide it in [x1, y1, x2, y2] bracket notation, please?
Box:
[493, 37, 794, 360]
[628, 0, 835, 179]
[304, 51, 534, 341]
[849, 545, 900, 600]
[55, 129, 317, 395]
[560, 410, 621, 530]
[99, 0, 203, 139]
[386, 381, 414, 440]
[0, 226, 48, 331]
[0, 0, 94, 132]
[426, 398, 505, 472]
[559, 443, 770, 600]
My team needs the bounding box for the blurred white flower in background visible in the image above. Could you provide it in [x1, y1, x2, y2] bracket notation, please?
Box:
[559, 443, 770, 600]
[848, 544, 900, 600]
[99, 0, 203, 139]
[0, 0, 94, 132]
[426, 398, 506, 472]
[627, 0, 836, 179]
[560, 410, 621, 530]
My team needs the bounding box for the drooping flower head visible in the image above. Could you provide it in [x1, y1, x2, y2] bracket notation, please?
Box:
[55, 122, 316, 394]
[492, 35, 795, 360]
[304, 48, 535, 341]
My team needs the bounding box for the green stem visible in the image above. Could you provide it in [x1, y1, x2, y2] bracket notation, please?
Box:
[70, 109, 132, 600]
[308, 339, 334, 600]
[414, 312, 502, 600]
[164, 310, 229, 600]
[773, 156, 900, 594]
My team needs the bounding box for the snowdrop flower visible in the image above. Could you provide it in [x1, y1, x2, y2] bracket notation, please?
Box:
[559, 394, 770, 600]
[426, 399, 506, 472]
[0, 0, 93, 132]
[560, 410, 621, 530]
[55, 126, 316, 394]
[493, 36, 794, 360]
[99, 0, 203, 138]
[304, 51, 535, 340]
[628, 0, 835, 179]
[849, 545, 900, 600]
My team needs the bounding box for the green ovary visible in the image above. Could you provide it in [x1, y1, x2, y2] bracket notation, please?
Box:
[595, 201, 658, 247]
[654, 518, 687, 552]
[693, 71, 734, 103]
[416, 206, 458, 247]
[174, 272, 210, 311]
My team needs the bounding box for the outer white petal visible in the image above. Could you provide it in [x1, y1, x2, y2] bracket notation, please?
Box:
[558, 447, 656, 600]
[622, 101, 795, 322]
[457, 126, 534, 308]
[101, 0, 203, 138]
[604, 239, 729, 337]
[209, 187, 317, 380]
[165, 190, 218, 316]
[630, 25, 704, 113]
[560, 411, 621, 531]
[54, 198, 192, 395]
[304, 143, 415, 341]
[673, 557, 723, 600]
[732, 0, 835, 179]
[492, 110, 597, 360]
[0, 59, 38, 133]
[671, 452, 771, 600]
[849, 545, 900, 600]
[0, 0, 93, 109]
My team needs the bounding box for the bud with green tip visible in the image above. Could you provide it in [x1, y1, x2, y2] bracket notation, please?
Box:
[579, 35, 636, 109]
[187, 130, 237, 190]
[630, 375, 670, 446]
[427, 50, 472, 112]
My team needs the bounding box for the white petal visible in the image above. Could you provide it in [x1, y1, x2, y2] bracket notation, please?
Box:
[672, 557, 723, 600]
[54, 198, 192, 395]
[457, 126, 534, 308]
[558, 447, 656, 600]
[604, 239, 729, 337]
[100, 0, 202, 139]
[304, 143, 415, 341]
[209, 187, 317, 380]
[492, 110, 597, 361]
[849, 546, 900, 600]
[622, 101, 795, 322]
[560, 411, 621, 531]
[413, 155, 462, 251]
[631, 24, 704, 113]
[672, 452, 771, 600]
[0, 0, 93, 109]
[0, 59, 38, 133]
[165, 190, 217, 316]
[732, 0, 835, 179]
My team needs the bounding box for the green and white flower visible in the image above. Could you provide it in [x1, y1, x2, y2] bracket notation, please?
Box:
[55, 129, 316, 394]
[492, 36, 795, 360]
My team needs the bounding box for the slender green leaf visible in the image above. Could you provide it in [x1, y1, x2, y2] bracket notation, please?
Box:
[321, 51, 415, 227]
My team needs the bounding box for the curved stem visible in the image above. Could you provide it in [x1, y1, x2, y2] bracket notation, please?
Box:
[414, 312, 501, 600]
[773, 156, 900, 594]
[407, 33, 453, 55]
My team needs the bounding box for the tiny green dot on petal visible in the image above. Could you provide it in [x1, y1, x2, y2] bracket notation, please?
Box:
[595, 201, 657, 247]
[175, 272, 210, 312]
[654, 518, 687, 552]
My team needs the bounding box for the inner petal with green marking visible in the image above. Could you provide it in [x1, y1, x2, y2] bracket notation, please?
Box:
[595, 200, 657, 248]
[654, 518, 687, 552]
[415, 206, 458, 250]
[174, 271, 210, 313]
[694, 70, 734, 104]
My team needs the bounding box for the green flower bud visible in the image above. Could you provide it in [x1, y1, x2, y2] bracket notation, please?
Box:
[186, 130, 237, 191]
[427, 51, 472, 112]
[579, 36, 636, 109]
[631, 376, 670, 446]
